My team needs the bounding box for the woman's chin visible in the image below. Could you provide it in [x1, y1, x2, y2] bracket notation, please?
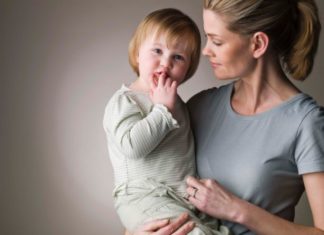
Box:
[214, 73, 228, 81]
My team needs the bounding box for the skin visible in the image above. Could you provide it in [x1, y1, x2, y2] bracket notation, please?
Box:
[130, 33, 190, 114]
[201, 9, 300, 114]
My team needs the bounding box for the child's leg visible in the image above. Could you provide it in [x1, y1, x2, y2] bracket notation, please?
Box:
[113, 181, 231, 234]
[144, 200, 231, 235]
[196, 211, 232, 235]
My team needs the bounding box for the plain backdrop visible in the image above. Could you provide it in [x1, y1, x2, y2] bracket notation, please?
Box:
[1, 1, 323, 234]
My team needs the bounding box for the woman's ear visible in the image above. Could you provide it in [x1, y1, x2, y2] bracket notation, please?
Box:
[251, 32, 269, 58]
[136, 52, 139, 64]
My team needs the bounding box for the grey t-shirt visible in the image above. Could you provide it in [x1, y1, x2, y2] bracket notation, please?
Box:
[187, 82, 324, 235]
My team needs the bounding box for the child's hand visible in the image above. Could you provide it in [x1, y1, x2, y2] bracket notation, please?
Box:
[149, 73, 178, 114]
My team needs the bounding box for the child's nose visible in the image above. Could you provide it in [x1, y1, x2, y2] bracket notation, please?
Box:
[160, 57, 172, 69]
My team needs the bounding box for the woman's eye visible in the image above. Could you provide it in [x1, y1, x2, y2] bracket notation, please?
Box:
[212, 41, 222, 46]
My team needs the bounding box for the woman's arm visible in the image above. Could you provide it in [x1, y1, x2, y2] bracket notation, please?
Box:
[186, 173, 324, 235]
[303, 172, 324, 230]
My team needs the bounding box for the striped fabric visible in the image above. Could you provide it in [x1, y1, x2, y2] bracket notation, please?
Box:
[103, 85, 196, 196]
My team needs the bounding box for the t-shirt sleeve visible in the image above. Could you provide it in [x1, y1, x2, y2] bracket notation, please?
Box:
[103, 92, 179, 159]
[295, 106, 324, 175]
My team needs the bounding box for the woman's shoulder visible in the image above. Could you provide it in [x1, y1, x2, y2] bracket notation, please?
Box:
[187, 87, 217, 106]
[297, 96, 324, 128]
[186, 82, 232, 110]
[292, 93, 324, 119]
[290, 94, 324, 144]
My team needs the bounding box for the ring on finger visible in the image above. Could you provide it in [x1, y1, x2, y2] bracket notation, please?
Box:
[192, 188, 198, 198]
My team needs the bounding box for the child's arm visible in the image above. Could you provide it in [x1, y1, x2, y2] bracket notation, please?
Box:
[103, 90, 179, 159]
[104, 74, 179, 159]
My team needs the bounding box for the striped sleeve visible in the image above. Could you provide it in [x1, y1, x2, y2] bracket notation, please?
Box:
[103, 91, 179, 159]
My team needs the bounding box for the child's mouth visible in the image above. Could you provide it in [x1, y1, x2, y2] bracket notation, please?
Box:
[154, 71, 169, 79]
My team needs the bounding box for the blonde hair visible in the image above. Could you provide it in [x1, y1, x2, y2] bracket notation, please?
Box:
[128, 8, 201, 81]
[204, 0, 321, 81]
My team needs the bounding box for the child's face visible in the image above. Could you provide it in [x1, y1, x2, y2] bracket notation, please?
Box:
[137, 33, 191, 90]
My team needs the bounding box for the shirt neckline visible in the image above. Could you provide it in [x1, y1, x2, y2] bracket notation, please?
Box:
[226, 82, 307, 119]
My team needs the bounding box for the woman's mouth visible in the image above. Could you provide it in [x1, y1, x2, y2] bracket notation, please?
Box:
[210, 62, 220, 69]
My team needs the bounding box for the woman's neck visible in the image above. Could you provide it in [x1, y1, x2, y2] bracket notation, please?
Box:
[231, 57, 300, 115]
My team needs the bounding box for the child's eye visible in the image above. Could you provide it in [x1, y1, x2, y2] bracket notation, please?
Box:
[152, 48, 162, 54]
[173, 54, 185, 61]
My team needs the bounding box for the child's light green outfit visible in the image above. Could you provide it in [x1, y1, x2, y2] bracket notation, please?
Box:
[103, 85, 230, 235]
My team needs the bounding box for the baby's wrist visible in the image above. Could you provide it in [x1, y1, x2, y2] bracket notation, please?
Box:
[166, 105, 176, 115]
[154, 102, 175, 115]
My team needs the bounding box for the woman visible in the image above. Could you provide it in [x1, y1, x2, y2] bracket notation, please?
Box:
[131, 0, 324, 234]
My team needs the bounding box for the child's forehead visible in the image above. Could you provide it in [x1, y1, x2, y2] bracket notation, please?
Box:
[146, 31, 190, 51]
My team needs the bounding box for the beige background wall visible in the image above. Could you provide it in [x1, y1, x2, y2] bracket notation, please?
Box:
[1, 1, 323, 234]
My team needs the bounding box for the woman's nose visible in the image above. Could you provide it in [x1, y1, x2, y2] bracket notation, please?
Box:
[202, 45, 210, 56]
[202, 41, 213, 57]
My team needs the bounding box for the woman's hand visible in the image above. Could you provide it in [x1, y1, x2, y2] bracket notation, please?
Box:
[187, 175, 324, 235]
[131, 213, 195, 235]
[186, 176, 242, 222]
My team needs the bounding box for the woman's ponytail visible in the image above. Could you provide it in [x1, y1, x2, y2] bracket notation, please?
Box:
[286, 0, 321, 81]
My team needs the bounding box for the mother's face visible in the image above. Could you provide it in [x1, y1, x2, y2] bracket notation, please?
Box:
[202, 9, 256, 80]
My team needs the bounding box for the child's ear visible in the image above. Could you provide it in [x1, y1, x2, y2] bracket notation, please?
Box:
[251, 32, 269, 58]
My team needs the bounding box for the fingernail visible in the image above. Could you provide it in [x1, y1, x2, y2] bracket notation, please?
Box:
[164, 218, 170, 223]
[189, 222, 195, 227]
[182, 213, 189, 219]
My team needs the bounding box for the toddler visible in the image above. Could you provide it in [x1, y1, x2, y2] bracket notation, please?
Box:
[103, 8, 230, 235]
